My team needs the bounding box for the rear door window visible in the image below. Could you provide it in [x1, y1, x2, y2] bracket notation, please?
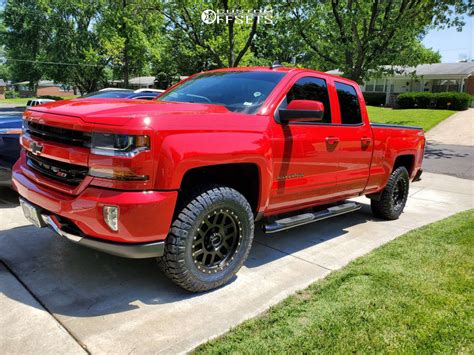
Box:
[335, 82, 362, 124]
[282, 77, 331, 123]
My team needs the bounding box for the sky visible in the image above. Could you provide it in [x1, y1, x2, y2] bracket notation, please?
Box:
[422, 14, 473, 63]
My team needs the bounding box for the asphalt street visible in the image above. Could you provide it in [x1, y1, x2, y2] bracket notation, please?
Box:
[424, 143, 473, 180]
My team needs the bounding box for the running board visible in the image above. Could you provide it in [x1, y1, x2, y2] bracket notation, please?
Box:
[263, 202, 361, 234]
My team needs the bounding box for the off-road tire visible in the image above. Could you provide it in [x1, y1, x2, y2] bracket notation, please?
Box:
[371, 166, 410, 220]
[157, 186, 254, 292]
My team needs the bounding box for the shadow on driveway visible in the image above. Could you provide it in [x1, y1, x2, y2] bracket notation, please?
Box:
[424, 143, 469, 159]
[0, 202, 378, 318]
[0, 187, 20, 207]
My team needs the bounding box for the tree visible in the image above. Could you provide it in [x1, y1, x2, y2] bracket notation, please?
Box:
[156, 0, 267, 68]
[2, 0, 49, 87]
[44, 0, 109, 94]
[286, 0, 471, 82]
[97, 0, 164, 87]
[2, 0, 109, 93]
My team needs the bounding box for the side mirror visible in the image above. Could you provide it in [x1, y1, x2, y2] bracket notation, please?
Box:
[278, 100, 324, 123]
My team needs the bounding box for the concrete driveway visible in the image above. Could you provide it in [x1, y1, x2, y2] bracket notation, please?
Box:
[1, 171, 473, 354]
[424, 109, 474, 179]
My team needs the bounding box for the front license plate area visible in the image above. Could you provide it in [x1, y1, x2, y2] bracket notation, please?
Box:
[20, 199, 46, 228]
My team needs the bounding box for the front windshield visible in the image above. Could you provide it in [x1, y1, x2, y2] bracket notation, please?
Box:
[159, 71, 286, 114]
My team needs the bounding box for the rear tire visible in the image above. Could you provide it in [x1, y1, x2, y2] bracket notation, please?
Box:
[157, 186, 254, 292]
[371, 166, 409, 220]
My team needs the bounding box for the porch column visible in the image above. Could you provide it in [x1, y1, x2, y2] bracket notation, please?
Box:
[385, 79, 392, 106]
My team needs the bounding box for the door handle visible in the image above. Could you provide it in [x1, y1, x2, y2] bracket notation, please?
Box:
[325, 136, 340, 145]
[361, 137, 372, 146]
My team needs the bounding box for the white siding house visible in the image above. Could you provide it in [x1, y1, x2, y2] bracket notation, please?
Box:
[327, 62, 474, 106]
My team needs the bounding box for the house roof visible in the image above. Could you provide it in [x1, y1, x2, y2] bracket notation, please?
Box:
[0, 79, 5, 86]
[13, 81, 30, 85]
[128, 76, 156, 86]
[38, 80, 56, 86]
[12, 80, 62, 86]
[327, 62, 474, 77]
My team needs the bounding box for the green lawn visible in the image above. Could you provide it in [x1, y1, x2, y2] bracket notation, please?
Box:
[0, 97, 32, 105]
[367, 106, 456, 131]
[196, 210, 474, 353]
[0, 95, 78, 106]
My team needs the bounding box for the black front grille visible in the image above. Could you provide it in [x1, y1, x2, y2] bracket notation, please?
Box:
[27, 152, 88, 186]
[26, 121, 91, 147]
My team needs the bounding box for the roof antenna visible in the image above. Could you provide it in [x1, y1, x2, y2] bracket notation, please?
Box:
[270, 61, 283, 69]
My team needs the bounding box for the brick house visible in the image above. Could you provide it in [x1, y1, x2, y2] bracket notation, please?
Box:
[13, 80, 75, 97]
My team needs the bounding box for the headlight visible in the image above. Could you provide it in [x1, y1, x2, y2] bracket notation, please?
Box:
[91, 133, 150, 157]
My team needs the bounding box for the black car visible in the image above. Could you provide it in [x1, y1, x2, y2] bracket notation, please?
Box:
[0, 115, 22, 186]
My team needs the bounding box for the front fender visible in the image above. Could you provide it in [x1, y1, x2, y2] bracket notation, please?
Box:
[154, 131, 273, 212]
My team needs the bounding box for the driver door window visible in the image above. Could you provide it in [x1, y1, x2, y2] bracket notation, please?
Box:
[282, 77, 332, 123]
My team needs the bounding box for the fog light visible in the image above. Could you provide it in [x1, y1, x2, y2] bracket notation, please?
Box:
[103, 206, 119, 232]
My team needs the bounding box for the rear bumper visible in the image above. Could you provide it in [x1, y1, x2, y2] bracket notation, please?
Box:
[12, 162, 178, 246]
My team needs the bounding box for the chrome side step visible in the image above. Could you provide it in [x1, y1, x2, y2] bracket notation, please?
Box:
[263, 202, 361, 233]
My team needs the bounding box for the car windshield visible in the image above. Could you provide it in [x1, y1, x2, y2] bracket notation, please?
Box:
[83, 90, 133, 98]
[159, 71, 286, 114]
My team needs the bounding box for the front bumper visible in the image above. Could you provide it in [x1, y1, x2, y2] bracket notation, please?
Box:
[34, 210, 165, 258]
[13, 162, 178, 249]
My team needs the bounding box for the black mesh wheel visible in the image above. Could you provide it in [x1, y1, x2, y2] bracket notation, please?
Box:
[192, 209, 243, 273]
[371, 166, 410, 220]
[157, 186, 254, 292]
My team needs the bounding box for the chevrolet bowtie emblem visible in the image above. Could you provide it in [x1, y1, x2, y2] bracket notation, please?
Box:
[30, 141, 44, 155]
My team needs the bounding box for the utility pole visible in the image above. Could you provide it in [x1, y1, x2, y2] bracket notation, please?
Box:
[122, 0, 129, 88]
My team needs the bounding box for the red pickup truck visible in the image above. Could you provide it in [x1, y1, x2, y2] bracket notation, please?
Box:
[13, 66, 425, 292]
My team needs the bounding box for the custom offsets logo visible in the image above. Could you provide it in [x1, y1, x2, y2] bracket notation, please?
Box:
[201, 8, 274, 25]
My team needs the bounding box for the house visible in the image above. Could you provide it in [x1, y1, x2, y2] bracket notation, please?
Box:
[110, 75, 189, 90]
[0, 79, 6, 99]
[327, 62, 474, 105]
[13, 80, 75, 97]
[36, 80, 75, 96]
[128, 76, 156, 89]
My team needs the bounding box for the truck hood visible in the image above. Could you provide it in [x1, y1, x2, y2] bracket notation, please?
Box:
[28, 98, 230, 126]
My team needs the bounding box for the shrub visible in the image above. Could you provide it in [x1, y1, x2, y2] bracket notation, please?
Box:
[37, 95, 63, 101]
[412, 92, 431, 108]
[363, 92, 386, 106]
[396, 93, 416, 109]
[396, 92, 472, 111]
[432, 92, 472, 111]
[397, 92, 431, 109]
[5, 90, 18, 99]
